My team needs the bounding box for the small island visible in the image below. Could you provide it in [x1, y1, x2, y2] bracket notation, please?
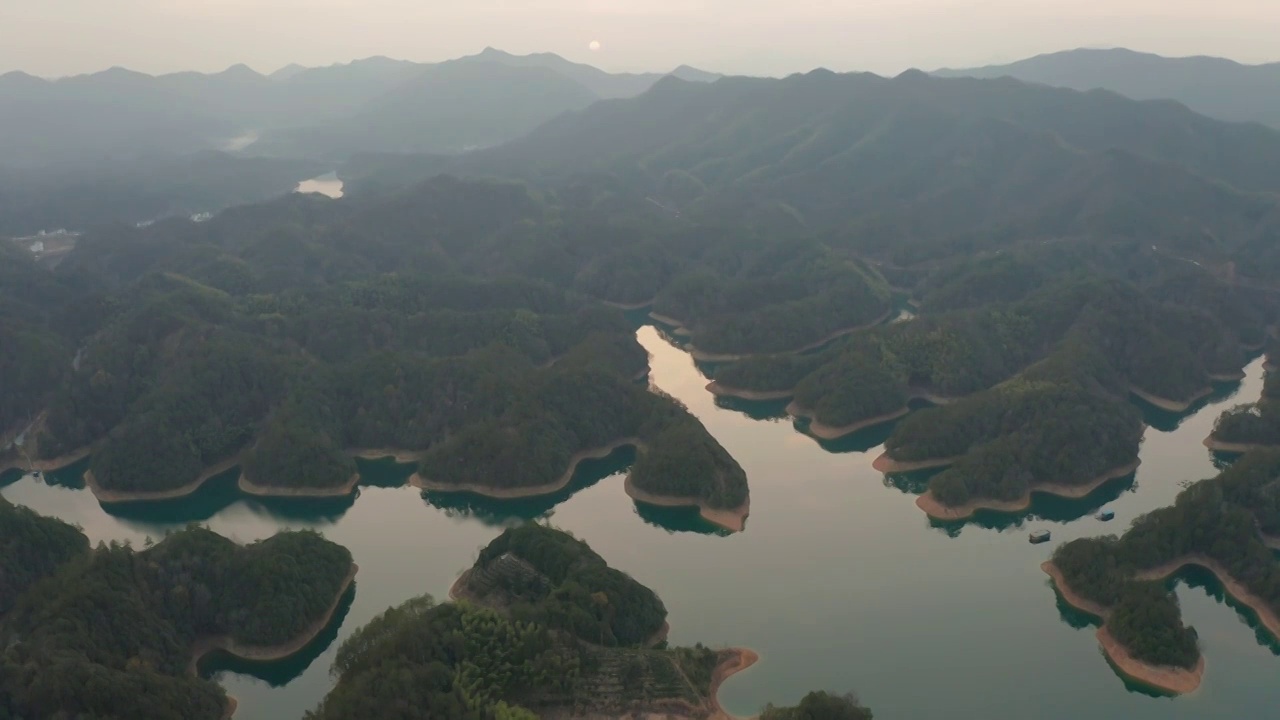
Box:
[1043, 449, 1280, 694]
[0, 511, 355, 720]
[309, 523, 758, 719]
[310, 523, 876, 720]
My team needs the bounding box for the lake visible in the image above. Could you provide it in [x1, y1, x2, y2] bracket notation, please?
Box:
[295, 172, 344, 199]
[2, 325, 1275, 719]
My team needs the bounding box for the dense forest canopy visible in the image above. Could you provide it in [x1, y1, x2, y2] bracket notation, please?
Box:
[466, 524, 668, 647]
[1212, 369, 1280, 447]
[0, 521, 353, 720]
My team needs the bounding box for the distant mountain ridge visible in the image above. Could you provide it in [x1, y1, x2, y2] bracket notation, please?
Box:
[341, 65, 1280, 280]
[934, 48, 1280, 128]
[0, 50, 720, 168]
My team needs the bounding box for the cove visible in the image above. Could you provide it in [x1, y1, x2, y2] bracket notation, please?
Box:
[3, 327, 1278, 720]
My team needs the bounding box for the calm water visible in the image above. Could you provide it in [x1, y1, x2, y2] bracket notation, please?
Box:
[2, 326, 1274, 719]
[294, 173, 344, 199]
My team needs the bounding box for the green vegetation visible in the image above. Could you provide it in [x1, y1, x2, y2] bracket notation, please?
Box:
[0, 522, 352, 720]
[1051, 449, 1280, 670]
[1212, 372, 1280, 447]
[309, 524, 715, 719]
[0, 496, 89, 615]
[714, 255, 1264, 509]
[9, 178, 743, 508]
[465, 524, 667, 647]
[761, 691, 875, 720]
[651, 241, 891, 356]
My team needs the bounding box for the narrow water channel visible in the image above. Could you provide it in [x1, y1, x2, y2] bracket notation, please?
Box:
[2, 326, 1274, 719]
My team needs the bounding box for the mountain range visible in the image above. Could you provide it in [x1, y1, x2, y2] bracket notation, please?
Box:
[935, 48, 1280, 128]
[0, 48, 720, 168]
[342, 65, 1280, 279]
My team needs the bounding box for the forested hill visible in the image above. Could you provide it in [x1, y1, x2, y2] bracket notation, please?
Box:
[0, 521, 354, 720]
[934, 48, 1280, 128]
[0, 49, 718, 169]
[2, 177, 749, 511]
[343, 69, 1280, 283]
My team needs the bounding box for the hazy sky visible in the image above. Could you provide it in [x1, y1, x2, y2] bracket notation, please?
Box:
[2, 0, 1277, 77]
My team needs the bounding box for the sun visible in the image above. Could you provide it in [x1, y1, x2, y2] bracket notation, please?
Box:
[588, 40, 602, 52]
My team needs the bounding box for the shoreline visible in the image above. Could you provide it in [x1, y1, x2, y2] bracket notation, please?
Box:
[706, 648, 760, 720]
[649, 311, 688, 330]
[787, 401, 910, 440]
[85, 454, 243, 503]
[1134, 554, 1280, 642]
[705, 381, 793, 401]
[602, 298, 655, 311]
[1203, 436, 1271, 454]
[915, 459, 1141, 521]
[411, 437, 642, 500]
[189, 562, 358, 678]
[871, 452, 961, 474]
[447, 567, 474, 602]
[686, 308, 894, 363]
[349, 447, 427, 463]
[623, 476, 750, 533]
[238, 472, 361, 498]
[1041, 562, 1204, 695]
[1097, 626, 1205, 695]
[1209, 370, 1247, 382]
[77, 445, 439, 504]
[0, 445, 91, 476]
[1130, 385, 1213, 413]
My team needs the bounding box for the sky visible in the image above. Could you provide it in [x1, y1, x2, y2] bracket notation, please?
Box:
[1, 0, 1277, 78]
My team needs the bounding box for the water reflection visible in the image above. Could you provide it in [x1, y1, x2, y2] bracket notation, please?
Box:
[713, 396, 790, 422]
[1160, 567, 1280, 657]
[1134, 367, 1256, 433]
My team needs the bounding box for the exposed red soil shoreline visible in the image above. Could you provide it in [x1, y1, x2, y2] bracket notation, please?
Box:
[238, 472, 361, 498]
[707, 648, 760, 720]
[1130, 385, 1213, 413]
[787, 401, 910, 440]
[349, 447, 428, 463]
[1202, 436, 1272, 454]
[1134, 555, 1280, 642]
[1041, 562, 1203, 695]
[411, 437, 642, 499]
[914, 459, 1141, 521]
[85, 454, 242, 503]
[0, 445, 91, 475]
[705, 381, 794, 402]
[192, 563, 357, 718]
[871, 452, 961, 474]
[624, 476, 750, 533]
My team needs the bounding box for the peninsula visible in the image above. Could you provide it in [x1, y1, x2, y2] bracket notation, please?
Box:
[1044, 449, 1280, 693]
[0, 513, 355, 720]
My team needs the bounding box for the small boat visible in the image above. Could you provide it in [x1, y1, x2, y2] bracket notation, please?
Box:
[1096, 509, 1115, 522]
[1029, 530, 1051, 544]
